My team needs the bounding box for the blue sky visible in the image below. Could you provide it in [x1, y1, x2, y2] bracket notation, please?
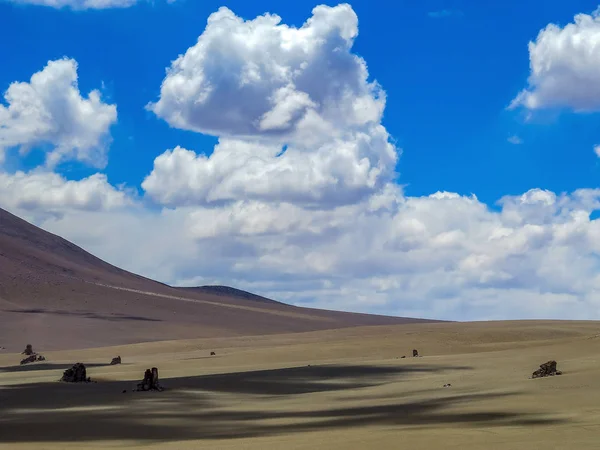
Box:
[2, 0, 600, 320]
[3, 0, 599, 203]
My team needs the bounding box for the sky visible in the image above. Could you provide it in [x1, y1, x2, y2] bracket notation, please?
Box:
[2, 0, 600, 321]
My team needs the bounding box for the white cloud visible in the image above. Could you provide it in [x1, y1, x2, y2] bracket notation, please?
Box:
[142, 129, 396, 207]
[145, 4, 397, 207]
[0, 170, 132, 218]
[7, 0, 175, 9]
[148, 4, 387, 142]
[0, 58, 117, 168]
[26, 185, 600, 321]
[507, 135, 523, 145]
[511, 8, 600, 111]
[4, 3, 600, 322]
[594, 144, 600, 158]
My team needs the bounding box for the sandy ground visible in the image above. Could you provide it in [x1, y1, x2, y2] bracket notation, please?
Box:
[1, 320, 600, 449]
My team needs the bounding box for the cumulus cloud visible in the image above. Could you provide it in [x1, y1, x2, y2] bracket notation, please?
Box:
[28, 185, 600, 321]
[146, 4, 397, 207]
[511, 8, 600, 111]
[7, 0, 175, 9]
[149, 4, 383, 139]
[0, 170, 132, 218]
[594, 145, 600, 158]
[142, 130, 396, 207]
[5, 3, 600, 322]
[0, 58, 117, 168]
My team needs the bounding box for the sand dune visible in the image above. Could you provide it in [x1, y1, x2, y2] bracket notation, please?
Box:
[1, 320, 600, 449]
[0, 207, 437, 351]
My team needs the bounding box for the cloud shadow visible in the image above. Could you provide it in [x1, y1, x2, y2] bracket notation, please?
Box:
[0, 363, 566, 443]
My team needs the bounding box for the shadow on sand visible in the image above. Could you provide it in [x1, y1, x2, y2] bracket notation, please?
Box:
[0, 362, 108, 374]
[0, 363, 565, 443]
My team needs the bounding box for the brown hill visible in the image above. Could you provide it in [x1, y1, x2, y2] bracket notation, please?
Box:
[0, 207, 440, 351]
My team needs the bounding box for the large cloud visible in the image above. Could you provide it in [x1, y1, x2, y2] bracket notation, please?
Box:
[7, 0, 174, 9]
[0, 58, 117, 168]
[149, 4, 384, 139]
[145, 4, 397, 207]
[511, 8, 600, 111]
[5, 3, 600, 322]
[28, 185, 600, 321]
[142, 131, 396, 208]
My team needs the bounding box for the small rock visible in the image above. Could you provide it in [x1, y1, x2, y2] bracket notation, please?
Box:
[531, 360, 562, 379]
[210, 351, 216, 356]
[413, 349, 419, 357]
[443, 383, 452, 388]
[110, 356, 122, 365]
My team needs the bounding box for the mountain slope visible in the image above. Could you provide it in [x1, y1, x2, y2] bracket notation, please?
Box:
[0, 207, 441, 351]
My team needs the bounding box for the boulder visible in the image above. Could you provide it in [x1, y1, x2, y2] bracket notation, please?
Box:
[110, 356, 122, 365]
[61, 363, 90, 383]
[21, 344, 34, 355]
[413, 349, 419, 357]
[210, 351, 216, 356]
[135, 367, 164, 392]
[531, 360, 563, 379]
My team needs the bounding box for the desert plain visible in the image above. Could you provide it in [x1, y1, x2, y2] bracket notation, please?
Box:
[2, 320, 600, 450]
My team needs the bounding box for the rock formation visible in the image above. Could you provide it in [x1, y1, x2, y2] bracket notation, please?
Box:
[61, 363, 90, 383]
[21, 344, 34, 355]
[20, 354, 45, 365]
[110, 356, 122, 365]
[531, 360, 562, 379]
[135, 367, 164, 391]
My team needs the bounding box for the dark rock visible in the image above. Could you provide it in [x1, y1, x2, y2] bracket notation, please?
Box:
[21, 344, 34, 355]
[401, 356, 406, 359]
[531, 360, 563, 379]
[135, 367, 163, 392]
[210, 351, 216, 356]
[413, 349, 419, 357]
[20, 355, 37, 365]
[20, 354, 45, 365]
[110, 356, 122, 365]
[61, 363, 90, 383]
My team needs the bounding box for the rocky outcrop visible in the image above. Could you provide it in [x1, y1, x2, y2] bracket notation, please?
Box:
[21, 344, 34, 355]
[110, 356, 122, 365]
[135, 367, 163, 392]
[531, 360, 562, 379]
[20, 354, 45, 365]
[61, 363, 90, 383]
[19, 344, 46, 364]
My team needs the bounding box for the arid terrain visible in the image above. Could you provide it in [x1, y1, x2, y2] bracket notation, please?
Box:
[1, 208, 600, 449]
[1, 321, 600, 449]
[0, 207, 437, 351]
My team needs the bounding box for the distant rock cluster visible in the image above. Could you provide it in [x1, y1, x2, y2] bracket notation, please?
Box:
[20, 344, 46, 365]
[532, 360, 562, 379]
